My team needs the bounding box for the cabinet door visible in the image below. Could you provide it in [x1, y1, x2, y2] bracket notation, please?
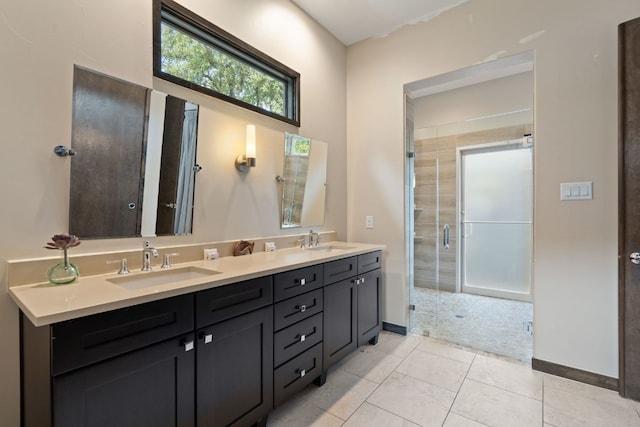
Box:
[323, 278, 357, 369]
[53, 333, 195, 427]
[196, 306, 273, 427]
[357, 269, 382, 346]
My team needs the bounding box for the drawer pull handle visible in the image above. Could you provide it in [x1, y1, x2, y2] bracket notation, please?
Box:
[296, 369, 306, 378]
[297, 304, 306, 313]
[298, 334, 306, 342]
[204, 334, 213, 344]
[184, 340, 194, 352]
[295, 278, 306, 286]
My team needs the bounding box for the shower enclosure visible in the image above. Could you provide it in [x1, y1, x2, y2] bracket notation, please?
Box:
[408, 111, 534, 361]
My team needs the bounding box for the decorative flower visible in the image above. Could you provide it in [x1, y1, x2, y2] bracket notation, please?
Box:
[44, 233, 81, 250]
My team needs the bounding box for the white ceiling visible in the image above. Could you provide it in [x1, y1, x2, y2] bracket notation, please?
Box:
[291, 0, 469, 46]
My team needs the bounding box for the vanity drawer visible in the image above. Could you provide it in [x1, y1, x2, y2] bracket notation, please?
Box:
[274, 343, 323, 407]
[274, 313, 323, 367]
[358, 251, 382, 274]
[196, 276, 273, 328]
[323, 256, 357, 285]
[274, 264, 323, 302]
[274, 288, 323, 331]
[51, 294, 194, 376]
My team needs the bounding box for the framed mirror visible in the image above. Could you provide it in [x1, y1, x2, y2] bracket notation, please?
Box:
[69, 66, 200, 239]
[280, 133, 328, 228]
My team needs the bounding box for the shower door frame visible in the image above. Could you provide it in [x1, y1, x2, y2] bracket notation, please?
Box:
[455, 139, 534, 302]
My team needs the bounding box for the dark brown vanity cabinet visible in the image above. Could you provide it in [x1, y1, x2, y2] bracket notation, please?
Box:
[323, 251, 382, 371]
[20, 250, 382, 426]
[53, 334, 196, 427]
[272, 265, 325, 406]
[21, 294, 196, 427]
[195, 277, 274, 427]
[356, 251, 383, 346]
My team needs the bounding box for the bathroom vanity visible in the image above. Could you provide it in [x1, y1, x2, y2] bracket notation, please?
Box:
[12, 243, 383, 427]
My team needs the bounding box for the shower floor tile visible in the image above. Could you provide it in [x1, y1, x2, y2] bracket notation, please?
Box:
[411, 287, 533, 361]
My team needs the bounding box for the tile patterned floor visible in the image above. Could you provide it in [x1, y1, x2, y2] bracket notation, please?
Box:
[411, 288, 533, 361]
[267, 332, 640, 427]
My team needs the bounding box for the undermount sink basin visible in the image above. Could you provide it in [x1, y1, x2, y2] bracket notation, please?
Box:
[108, 266, 221, 290]
[305, 245, 355, 252]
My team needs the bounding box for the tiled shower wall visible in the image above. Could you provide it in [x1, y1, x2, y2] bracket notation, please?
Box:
[414, 124, 532, 292]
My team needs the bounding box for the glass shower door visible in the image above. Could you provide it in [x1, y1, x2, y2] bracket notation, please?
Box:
[409, 108, 534, 360]
[410, 128, 451, 335]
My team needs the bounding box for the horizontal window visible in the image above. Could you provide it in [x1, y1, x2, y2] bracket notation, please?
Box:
[153, 0, 300, 126]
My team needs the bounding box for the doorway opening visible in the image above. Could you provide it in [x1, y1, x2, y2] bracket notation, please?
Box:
[404, 52, 534, 361]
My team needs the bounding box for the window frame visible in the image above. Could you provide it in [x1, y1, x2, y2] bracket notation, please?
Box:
[153, 0, 301, 126]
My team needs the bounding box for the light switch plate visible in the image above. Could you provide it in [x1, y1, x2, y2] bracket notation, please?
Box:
[560, 181, 593, 200]
[365, 215, 374, 229]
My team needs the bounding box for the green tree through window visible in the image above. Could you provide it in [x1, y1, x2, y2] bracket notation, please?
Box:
[154, 0, 300, 126]
[161, 23, 285, 116]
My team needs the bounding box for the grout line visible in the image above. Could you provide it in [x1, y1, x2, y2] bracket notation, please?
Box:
[542, 375, 546, 427]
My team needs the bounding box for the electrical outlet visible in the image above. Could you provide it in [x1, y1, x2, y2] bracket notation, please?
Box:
[365, 215, 374, 229]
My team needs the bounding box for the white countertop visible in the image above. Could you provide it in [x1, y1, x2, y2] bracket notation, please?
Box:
[10, 242, 384, 327]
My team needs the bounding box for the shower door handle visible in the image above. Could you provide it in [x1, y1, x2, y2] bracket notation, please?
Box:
[443, 224, 450, 250]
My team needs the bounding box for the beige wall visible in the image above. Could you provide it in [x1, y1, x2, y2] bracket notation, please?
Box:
[0, 0, 346, 424]
[413, 72, 534, 130]
[347, 0, 640, 379]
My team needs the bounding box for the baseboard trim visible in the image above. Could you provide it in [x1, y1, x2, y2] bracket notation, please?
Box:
[382, 322, 407, 336]
[532, 358, 619, 391]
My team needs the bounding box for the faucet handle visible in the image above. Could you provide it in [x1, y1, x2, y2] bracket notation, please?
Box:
[107, 258, 130, 275]
[296, 237, 306, 248]
[162, 252, 180, 268]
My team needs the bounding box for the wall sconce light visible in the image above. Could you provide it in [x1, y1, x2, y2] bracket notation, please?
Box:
[235, 124, 257, 173]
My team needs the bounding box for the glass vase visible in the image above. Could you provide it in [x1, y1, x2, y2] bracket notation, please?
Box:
[47, 249, 79, 285]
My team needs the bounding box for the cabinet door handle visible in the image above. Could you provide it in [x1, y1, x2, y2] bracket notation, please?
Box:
[296, 368, 306, 378]
[352, 278, 360, 284]
[361, 277, 365, 284]
[183, 340, 194, 352]
[295, 278, 306, 286]
[203, 333, 213, 344]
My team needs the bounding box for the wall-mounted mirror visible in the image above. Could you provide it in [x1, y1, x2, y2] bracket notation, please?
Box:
[280, 133, 328, 228]
[69, 66, 200, 239]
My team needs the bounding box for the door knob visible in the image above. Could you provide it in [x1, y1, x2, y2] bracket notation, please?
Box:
[631, 252, 640, 265]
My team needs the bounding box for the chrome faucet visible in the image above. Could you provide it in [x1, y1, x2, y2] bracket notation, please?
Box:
[308, 230, 321, 247]
[297, 230, 321, 249]
[142, 241, 158, 271]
